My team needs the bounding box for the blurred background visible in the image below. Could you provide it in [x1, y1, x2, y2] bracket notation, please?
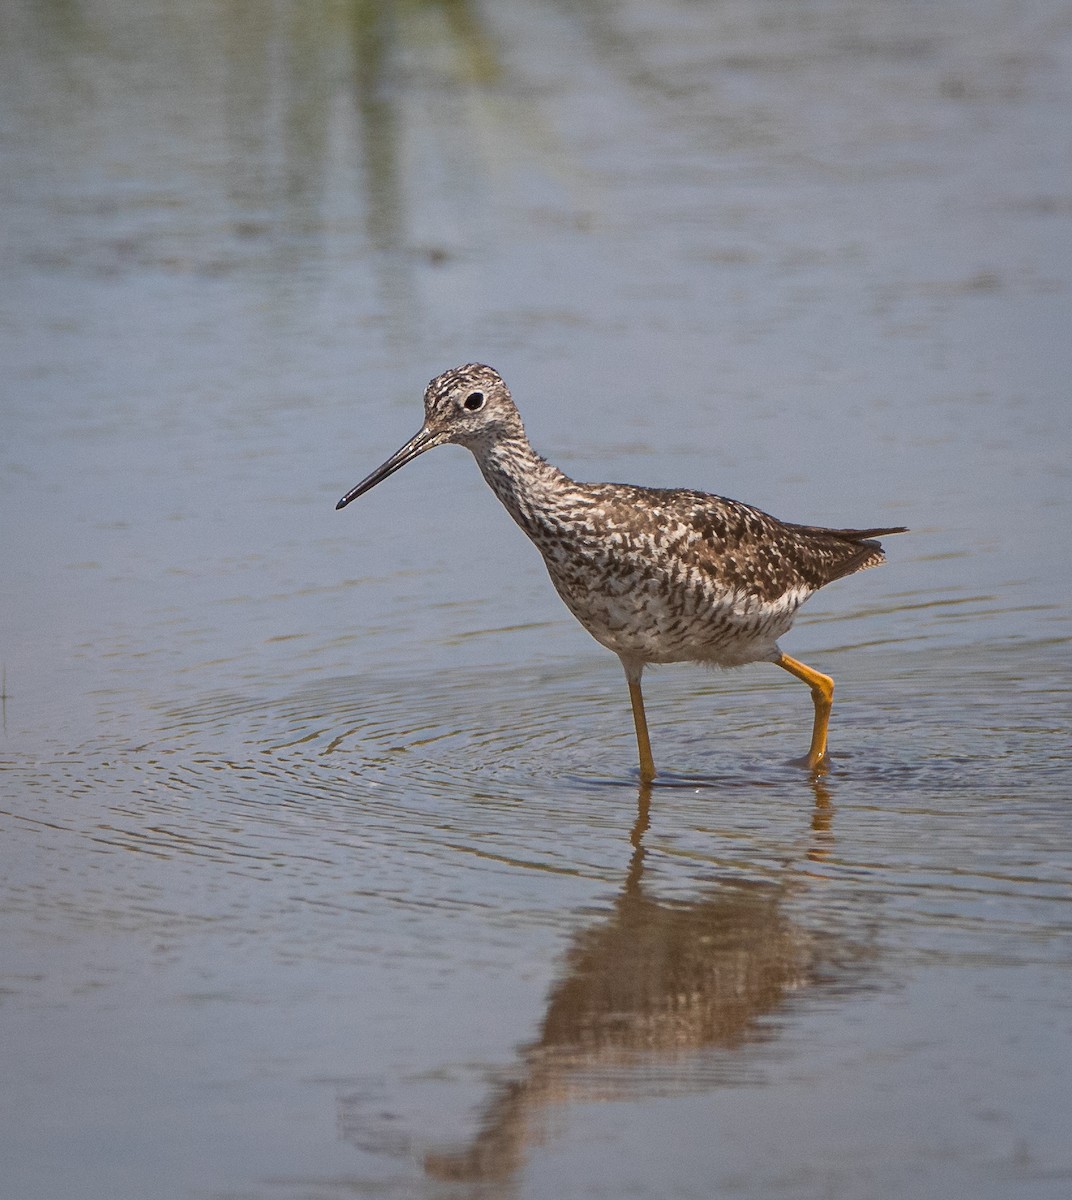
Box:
[2, 2, 1070, 1198]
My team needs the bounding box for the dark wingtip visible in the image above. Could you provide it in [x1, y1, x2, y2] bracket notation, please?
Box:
[335, 496, 348, 511]
[844, 525, 909, 540]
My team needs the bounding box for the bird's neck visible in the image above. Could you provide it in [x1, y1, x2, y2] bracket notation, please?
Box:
[472, 433, 577, 537]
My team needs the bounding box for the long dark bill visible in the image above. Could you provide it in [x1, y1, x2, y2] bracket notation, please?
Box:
[336, 427, 442, 510]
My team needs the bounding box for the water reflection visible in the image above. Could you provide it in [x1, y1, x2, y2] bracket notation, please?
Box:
[344, 0, 517, 341]
[16, 0, 520, 322]
[222, 0, 511, 309]
[340, 783, 867, 1185]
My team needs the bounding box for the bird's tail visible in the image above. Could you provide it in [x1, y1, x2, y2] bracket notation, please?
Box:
[813, 525, 909, 541]
[783, 523, 908, 584]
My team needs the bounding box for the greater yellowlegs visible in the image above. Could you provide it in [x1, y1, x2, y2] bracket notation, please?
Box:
[337, 364, 906, 780]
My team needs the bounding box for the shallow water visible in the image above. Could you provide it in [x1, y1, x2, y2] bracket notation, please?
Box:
[2, 1, 1071, 1197]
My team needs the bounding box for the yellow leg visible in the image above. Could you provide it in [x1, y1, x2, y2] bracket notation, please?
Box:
[776, 652, 834, 771]
[623, 664, 656, 784]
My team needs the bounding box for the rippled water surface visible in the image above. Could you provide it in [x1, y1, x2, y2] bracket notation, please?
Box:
[3, 2, 1071, 1198]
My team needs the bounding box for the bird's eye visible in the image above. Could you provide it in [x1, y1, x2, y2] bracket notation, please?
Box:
[463, 391, 485, 412]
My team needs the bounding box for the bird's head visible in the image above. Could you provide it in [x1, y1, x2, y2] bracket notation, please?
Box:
[335, 364, 522, 510]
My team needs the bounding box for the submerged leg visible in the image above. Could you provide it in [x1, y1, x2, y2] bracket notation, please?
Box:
[621, 659, 656, 784]
[775, 652, 834, 771]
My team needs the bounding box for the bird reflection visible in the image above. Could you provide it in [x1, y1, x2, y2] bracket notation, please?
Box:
[808, 776, 834, 862]
[420, 781, 860, 1184]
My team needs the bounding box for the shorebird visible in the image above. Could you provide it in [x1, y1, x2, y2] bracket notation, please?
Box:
[336, 364, 905, 781]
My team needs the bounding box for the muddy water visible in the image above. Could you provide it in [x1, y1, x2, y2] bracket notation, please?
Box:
[2, 2, 1071, 1198]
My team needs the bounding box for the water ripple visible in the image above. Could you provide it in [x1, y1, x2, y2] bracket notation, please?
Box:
[4, 638, 1068, 982]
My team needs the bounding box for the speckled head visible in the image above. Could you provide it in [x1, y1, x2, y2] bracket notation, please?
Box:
[421, 363, 524, 448]
[335, 363, 523, 510]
